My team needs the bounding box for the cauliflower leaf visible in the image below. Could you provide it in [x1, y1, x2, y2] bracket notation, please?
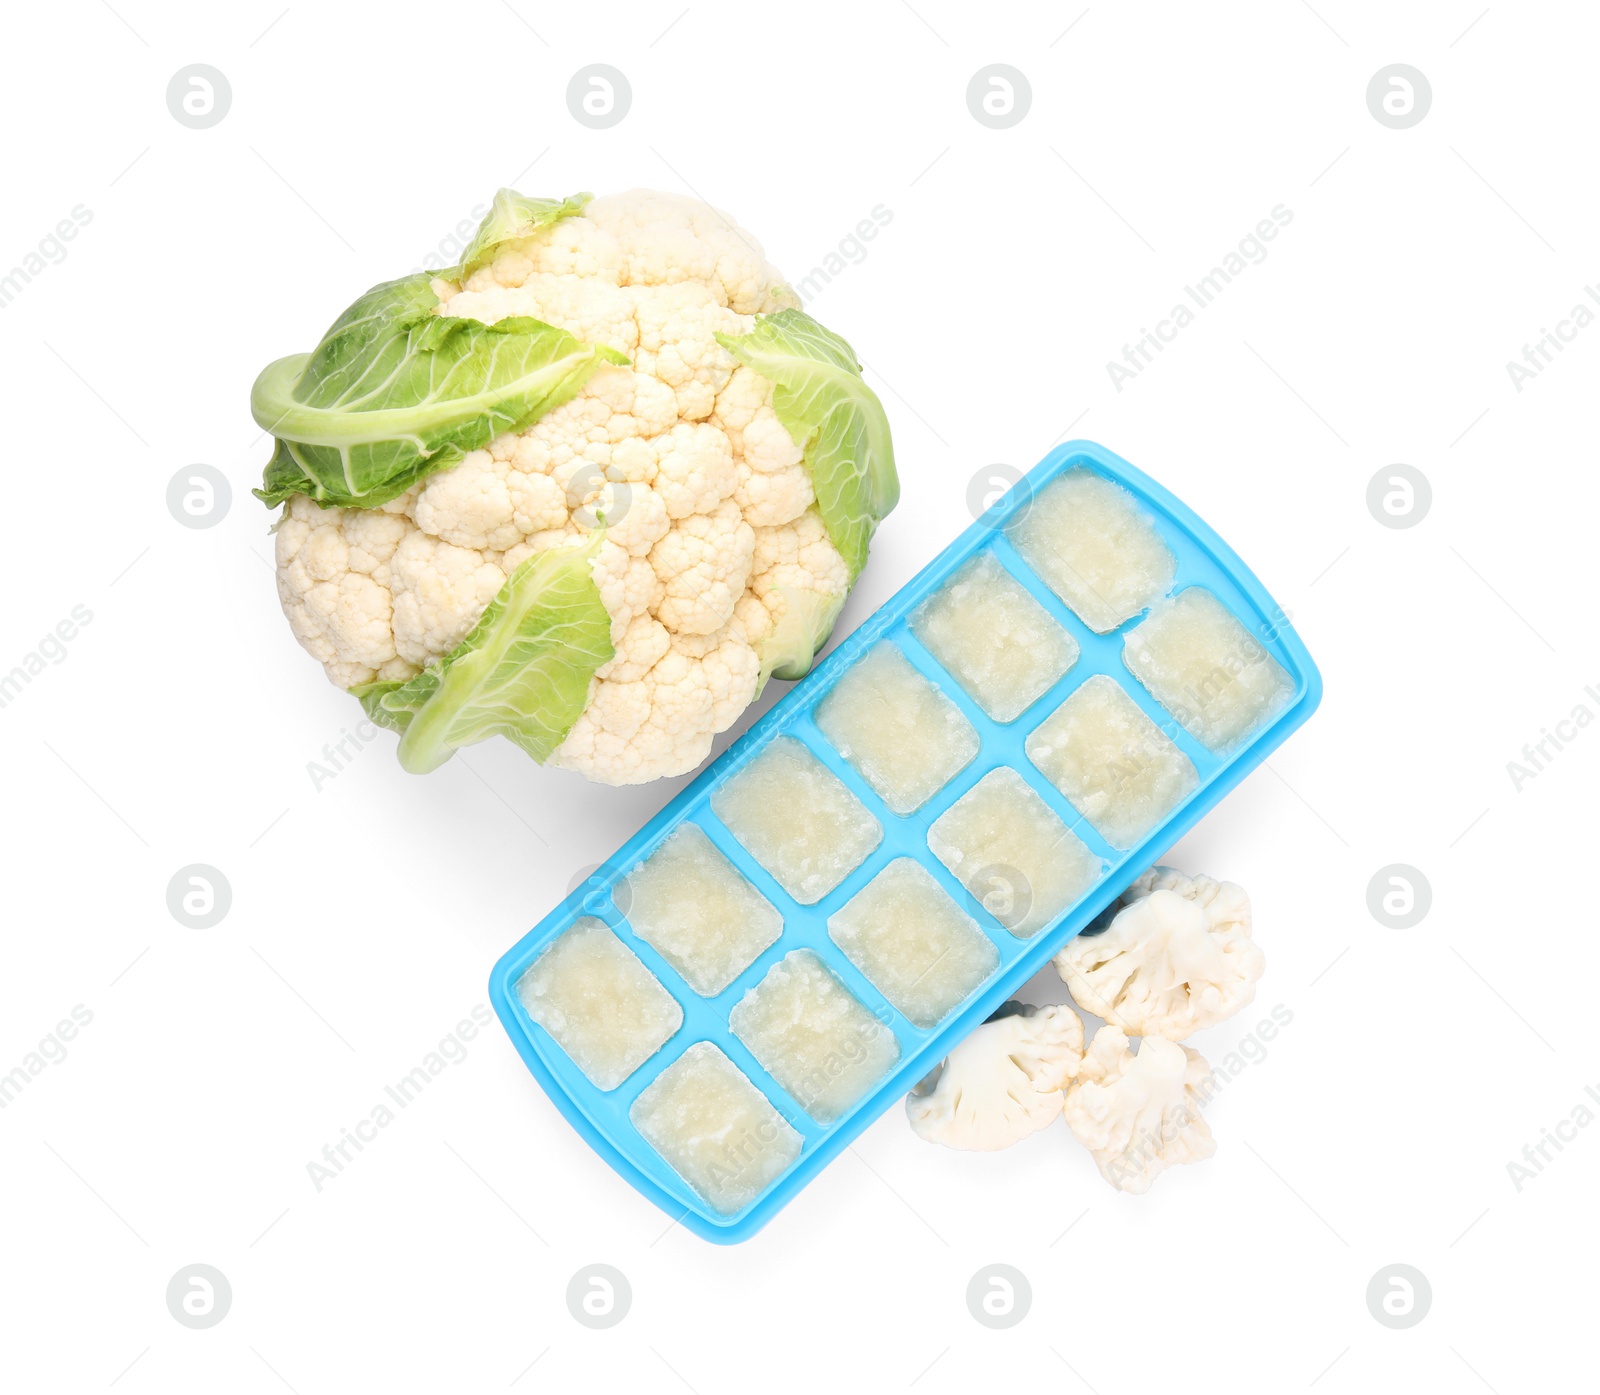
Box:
[717, 310, 898, 580]
[354, 533, 613, 772]
[252, 273, 626, 510]
[448, 188, 592, 281]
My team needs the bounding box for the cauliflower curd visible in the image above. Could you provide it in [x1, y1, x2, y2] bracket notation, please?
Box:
[256, 189, 897, 784]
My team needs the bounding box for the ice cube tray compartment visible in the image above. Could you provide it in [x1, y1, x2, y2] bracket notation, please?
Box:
[489, 441, 1322, 1243]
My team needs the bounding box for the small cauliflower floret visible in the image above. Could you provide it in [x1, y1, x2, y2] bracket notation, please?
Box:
[582, 674, 653, 739]
[553, 646, 730, 785]
[597, 482, 671, 557]
[341, 507, 410, 574]
[740, 509, 852, 643]
[1063, 1026, 1215, 1194]
[651, 421, 738, 519]
[583, 188, 790, 314]
[519, 212, 626, 281]
[412, 449, 524, 551]
[906, 1003, 1085, 1151]
[510, 391, 623, 481]
[274, 498, 402, 686]
[649, 499, 754, 635]
[671, 619, 760, 730]
[713, 368, 804, 471]
[1054, 868, 1262, 1040]
[631, 283, 748, 420]
[711, 365, 768, 449]
[580, 624, 759, 781]
[596, 613, 672, 683]
[509, 470, 570, 536]
[592, 369, 680, 444]
[388, 532, 506, 665]
[734, 459, 813, 527]
[589, 539, 666, 640]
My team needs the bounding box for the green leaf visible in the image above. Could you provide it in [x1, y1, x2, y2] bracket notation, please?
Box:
[353, 534, 614, 773]
[755, 586, 846, 692]
[446, 189, 593, 281]
[252, 273, 626, 509]
[716, 308, 898, 579]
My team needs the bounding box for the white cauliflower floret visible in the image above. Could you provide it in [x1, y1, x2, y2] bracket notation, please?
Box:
[388, 532, 505, 665]
[671, 619, 760, 731]
[1063, 1026, 1216, 1193]
[631, 283, 748, 420]
[271, 189, 855, 785]
[590, 540, 666, 639]
[739, 509, 852, 645]
[581, 188, 792, 314]
[340, 508, 410, 574]
[906, 1004, 1085, 1151]
[274, 498, 403, 687]
[649, 499, 754, 636]
[595, 482, 671, 557]
[596, 613, 672, 683]
[734, 459, 813, 527]
[413, 450, 521, 551]
[652, 421, 738, 519]
[1054, 868, 1263, 1040]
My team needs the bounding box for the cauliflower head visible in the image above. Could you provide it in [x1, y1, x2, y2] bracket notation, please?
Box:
[906, 1003, 1084, 1151]
[254, 189, 897, 784]
[1053, 867, 1263, 1040]
[1063, 1025, 1216, 1193]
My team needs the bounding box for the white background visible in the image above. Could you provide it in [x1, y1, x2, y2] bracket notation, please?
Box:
[2, 1, 1595, 1390]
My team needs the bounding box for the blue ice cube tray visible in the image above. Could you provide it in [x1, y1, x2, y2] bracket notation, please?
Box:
[489, 441, 1322, 1244]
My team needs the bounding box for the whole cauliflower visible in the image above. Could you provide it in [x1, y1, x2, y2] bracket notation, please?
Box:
[1053, 867, 1263, 1040]
[1063, 1025, 1216, 1193]
[254, 189, 897, 784]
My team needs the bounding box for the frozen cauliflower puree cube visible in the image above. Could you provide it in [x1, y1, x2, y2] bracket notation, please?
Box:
[621, 823, 782, 996]
[828, 859, 1000, 1028]
[629, 1042, 802, 1215]
[814, 642, 979, 814]
[910, 552, 1079, 722]
[1123, 588, 1293, 752]
[711, 736, 881, 904]
[730, 949, 900, 1123]
[1026, 674, 1199, 849]
[927, 768, 1099, 938]
[1007, 468, 1175, 632]
[516, 918, 682, 1090]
